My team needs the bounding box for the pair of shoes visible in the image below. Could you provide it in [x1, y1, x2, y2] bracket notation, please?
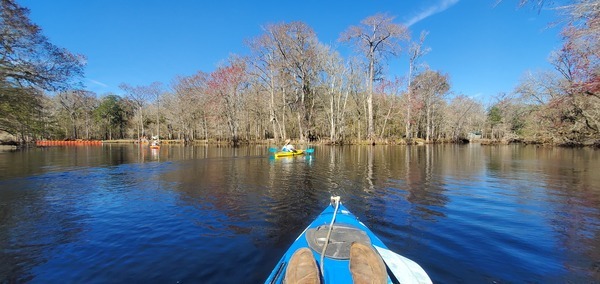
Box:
[285, 243, 387, 284]
[349, 242, 387, 284]
[285, 248, 320, 284]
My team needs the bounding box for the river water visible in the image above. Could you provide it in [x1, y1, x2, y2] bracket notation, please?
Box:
[0, 144, 598, 283]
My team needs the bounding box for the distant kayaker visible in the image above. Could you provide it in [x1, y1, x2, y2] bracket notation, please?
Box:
[282, 139, 296, 153]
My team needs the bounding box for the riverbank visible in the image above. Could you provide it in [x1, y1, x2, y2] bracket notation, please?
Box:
[2, 137, 598, 148]
[98, 137, 599, 147]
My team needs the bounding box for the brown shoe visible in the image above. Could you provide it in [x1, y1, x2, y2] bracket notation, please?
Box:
[349, 242, 387, 284]
[285, 247, 321, 284]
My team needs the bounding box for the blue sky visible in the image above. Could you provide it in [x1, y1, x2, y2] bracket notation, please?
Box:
[20, 0, 562, 104]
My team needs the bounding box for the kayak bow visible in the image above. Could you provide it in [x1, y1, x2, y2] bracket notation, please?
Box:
[265, 197, 432, 284]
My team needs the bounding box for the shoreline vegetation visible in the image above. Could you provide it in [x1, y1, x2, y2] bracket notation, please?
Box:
[11, 137, 598, 148]
[1, 1, 598, 150]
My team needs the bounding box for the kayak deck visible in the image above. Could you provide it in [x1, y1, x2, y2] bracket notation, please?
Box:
[274, 149, 305, 157]
[265, 197, 432, 284]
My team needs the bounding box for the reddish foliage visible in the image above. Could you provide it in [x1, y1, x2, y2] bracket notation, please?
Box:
[207, 63, 246, 98]
[558, 22, 599, 97]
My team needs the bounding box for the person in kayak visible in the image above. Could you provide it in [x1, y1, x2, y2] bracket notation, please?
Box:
[282, 139, 296, 153]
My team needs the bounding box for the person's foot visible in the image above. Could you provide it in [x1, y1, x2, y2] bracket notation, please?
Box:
[349, 242, 387, 284]
[285, 247, 320, 284]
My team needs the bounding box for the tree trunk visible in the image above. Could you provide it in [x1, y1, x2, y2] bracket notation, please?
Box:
[281, 87, 287, 140]
[426, 99, 431, 142]
[330, 94, 335, 141]
[367, 51, 375, 140]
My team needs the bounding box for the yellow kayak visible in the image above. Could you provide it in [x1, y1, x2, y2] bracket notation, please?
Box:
[274, 149, 305, 157]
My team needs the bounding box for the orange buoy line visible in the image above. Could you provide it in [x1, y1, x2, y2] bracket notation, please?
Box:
[36, 140, 103, 146]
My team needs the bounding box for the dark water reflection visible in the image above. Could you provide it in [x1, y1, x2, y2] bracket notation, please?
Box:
[0, 144, 599, 283]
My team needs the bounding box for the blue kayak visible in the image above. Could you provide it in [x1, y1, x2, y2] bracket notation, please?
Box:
[265, 197, 432, 284]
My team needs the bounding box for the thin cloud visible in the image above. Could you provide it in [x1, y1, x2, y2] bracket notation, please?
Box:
[469, 92, 483, 99]
[405, 0, 460, 27]
[88, 79, 108, 87]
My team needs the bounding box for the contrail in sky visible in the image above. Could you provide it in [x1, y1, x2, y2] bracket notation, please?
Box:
[405, 0, 460, 27]
[88, 79, 108, 87]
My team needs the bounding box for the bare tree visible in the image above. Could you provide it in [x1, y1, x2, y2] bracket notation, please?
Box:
[207, 57, 248, 145]
[345, 57, 368, 141]
[318, 48, 350, 143]
[375, 77, 403, 138]
[411, 70, 450, 142]
[80, 91, 97, 139]
[340, 13, 410, 140]
[405, 31, 430, 140]
[444, 95, 485, 141]
[505, 0, 599, 144]
[56, 90, 81, 139]
[263, 21, 326, 141]
[168, 72, 210, 142]
[119, 82, 162, 141]
[56, 90, 96, 139]
[246, 30, 287, 141]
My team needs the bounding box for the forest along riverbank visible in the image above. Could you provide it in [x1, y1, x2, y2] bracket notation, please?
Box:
[22, 137, 600, 148]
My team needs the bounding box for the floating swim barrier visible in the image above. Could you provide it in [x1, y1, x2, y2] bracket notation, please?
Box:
[36, 140, 103, 146]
